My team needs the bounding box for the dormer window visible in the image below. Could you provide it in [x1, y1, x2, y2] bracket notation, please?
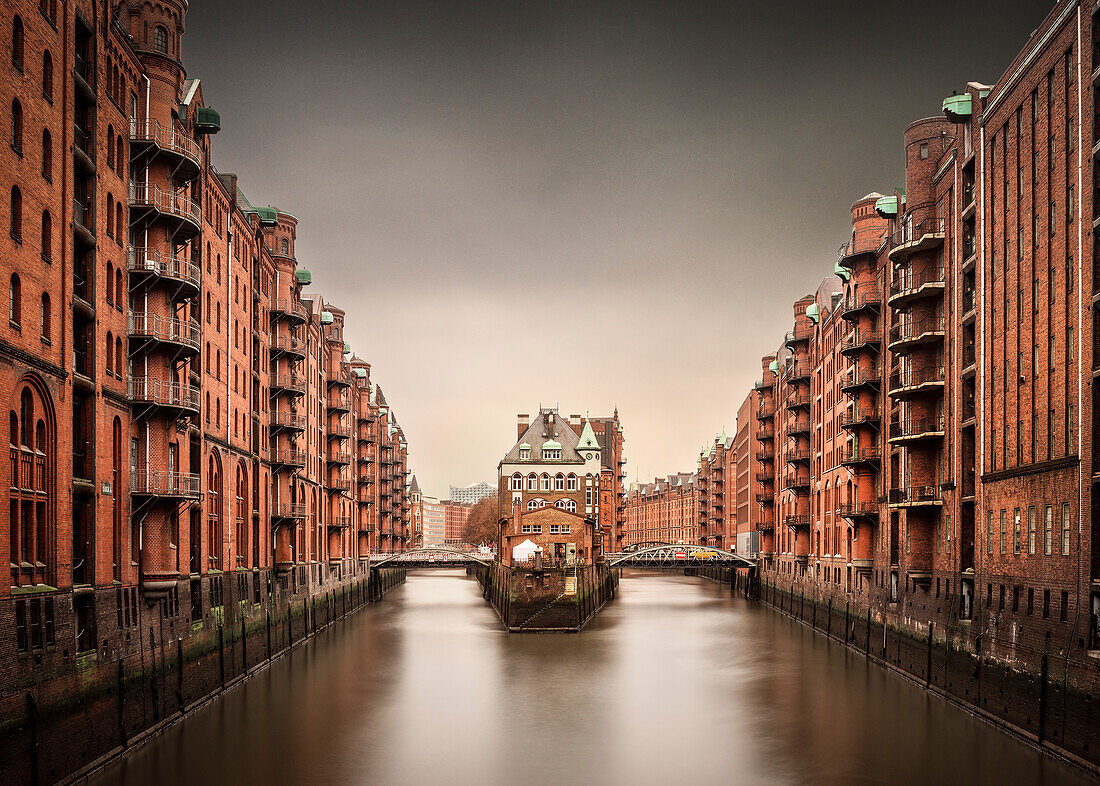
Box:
[519, 448, 530, 460]
[543, 449, 561, 460]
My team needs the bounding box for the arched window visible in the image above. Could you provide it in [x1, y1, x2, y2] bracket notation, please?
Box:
[115, 268, 123, 307]
[39, 293, 49, 340]
[116, 203, 124, 243]
[115, 336, 122, 377]
[10, 99, 23, 154]
[555, 499, 576, 513]
[116, 134, 124, 175]
[153, 25, 168, 55]
[554, 473, 565, 491]
[280, 238, 289, 255]
[41, 50, 52, 101]
[9, 379, 55, 586]
[39, 210, 50, 261]
[10, 186, 22, 241]
[567, 474, 578, 491]
[12, 16, 24, 72]
[106, 126, 114, 170]
[511, 473, 522, 491]
[105, 331, 113, 375]
[105, 193, 114, 237]
[40, 129, 50, 180]
[540, 473, 550, 492]
[105, 263, 114, 303]
[527, 473, 537, 491]
[527, 499, 539, 510]
[9, 273, 21, 325]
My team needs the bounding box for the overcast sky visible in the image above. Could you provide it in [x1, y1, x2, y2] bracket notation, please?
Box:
[186, 0, 1046, 498]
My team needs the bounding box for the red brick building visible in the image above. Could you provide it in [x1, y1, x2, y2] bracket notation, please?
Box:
[622, 473, 697, 547]
[0, 0, 412, 685]
[442, 499, 473, 544]
[697, 431, 734, 549]
[740, 0, 1100, 684]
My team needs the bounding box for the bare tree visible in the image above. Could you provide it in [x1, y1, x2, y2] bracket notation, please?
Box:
[462, 494, 501, 545]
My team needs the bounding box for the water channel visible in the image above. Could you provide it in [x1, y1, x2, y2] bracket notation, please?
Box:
[91, 570, 1094, 785]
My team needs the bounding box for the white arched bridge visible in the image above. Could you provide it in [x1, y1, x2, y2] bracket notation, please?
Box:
[604, 544, 755, 568]
[371, 546, 492, 568]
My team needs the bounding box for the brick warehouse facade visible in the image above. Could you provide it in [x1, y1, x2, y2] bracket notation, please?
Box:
[728, 0, 1100, 770]
[0, 3, 412, 782]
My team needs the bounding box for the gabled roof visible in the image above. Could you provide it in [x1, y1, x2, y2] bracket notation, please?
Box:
[502, 408, 587, 464]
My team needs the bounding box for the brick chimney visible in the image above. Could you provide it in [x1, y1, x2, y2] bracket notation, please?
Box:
[517, 413, 529, 439]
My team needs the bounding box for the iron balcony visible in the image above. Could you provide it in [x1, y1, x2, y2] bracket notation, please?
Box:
[840, 446, 881, 467]
[270, 298, 308, 324]
[888, 217, 946, 265]
[887, 317, 946, 353]
[128, 246, 201, 296]
[128, 377, 200, 415]
[129, 183, 202, 240]
[888, 416, 946, 444]
[130, 470, 201, 499]
[888, 486, 943, 508]
[888, 265, 946, 307]
[128, 312, 201, 354]
[129, 119, 203, 181]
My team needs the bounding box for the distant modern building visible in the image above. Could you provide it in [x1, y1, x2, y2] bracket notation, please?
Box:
[448, 481, 497, 505]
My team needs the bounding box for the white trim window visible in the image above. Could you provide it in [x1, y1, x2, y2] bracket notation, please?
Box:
[511, 473, 522, 491]
[549, 524, 560, 534]
[561, 523, 571, 533]
[567, 474, 578, 491]
[519, 448, 530, 460]
[543, 449, 561, 460]
[540, 474, 550, 492]
[554, 473, 565, 491]
[527, 474, 538, 491]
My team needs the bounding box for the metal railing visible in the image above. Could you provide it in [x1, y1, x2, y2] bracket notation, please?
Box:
[272, 502, 307, 519]
[840, 289, 882, 317]
[129, 183, 202, 226]
[889, 364, 945, 391]
[128, 246, 201, 290]
[889, 316, 946, 345]
[784, 363, 811, 380]
[785, 324, 814, 345]
[838, 409, 878, 427]
[840, 365, 880, 389]
[328, 451, 353, 464]
[131, 469, 201, 497]
[888, 486, 942, 505]
[889, 416, 946, 439]
[128, 311, 200, 350]
[128, 377, 200, 411]
[271, 335, 305, 355]
[784, 515, 811, 528]
[271, 449, 307, 466]
[270, 299, 308, 321]
[890, 217, 946, 248]
[129, 119, 202, 168]
[270, 411, 307, 430]
[890, 266, 946, 297]
[270, 373, 306, 393]
[838, 502, 879, 519]
[841, 329, 880, 352]
[840, 446, 881, 463]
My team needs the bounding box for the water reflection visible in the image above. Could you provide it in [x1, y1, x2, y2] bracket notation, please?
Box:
[95, 569, 1092, 786]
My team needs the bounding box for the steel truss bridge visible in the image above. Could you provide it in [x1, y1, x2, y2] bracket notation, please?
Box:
[371, 546, 492, 568]
[605, 544, 755, 568]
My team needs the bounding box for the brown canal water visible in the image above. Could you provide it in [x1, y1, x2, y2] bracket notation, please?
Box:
[90, 569, 1094, 785]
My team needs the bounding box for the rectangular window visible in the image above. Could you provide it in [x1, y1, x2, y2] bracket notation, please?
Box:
[1013, 509, 1021, 555]
[1000, 510, 1007, 555]
[1044, 505, 1053, 555]
[999, 584, 1006, 610]
[1049, 201, 1055, 235]
[1012, 586, 1020, 613]
[1027, 587, 1034, 615]
[1028, 506, 1036, 554]
[1068, 184, 1075, 222]
[1062, 503, 1070, 555]
[1068, 404, 1076, 451]
[549, 524, 560, 534]
[1043, 589, 1050, 618]
[987, 510, 994, 555]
